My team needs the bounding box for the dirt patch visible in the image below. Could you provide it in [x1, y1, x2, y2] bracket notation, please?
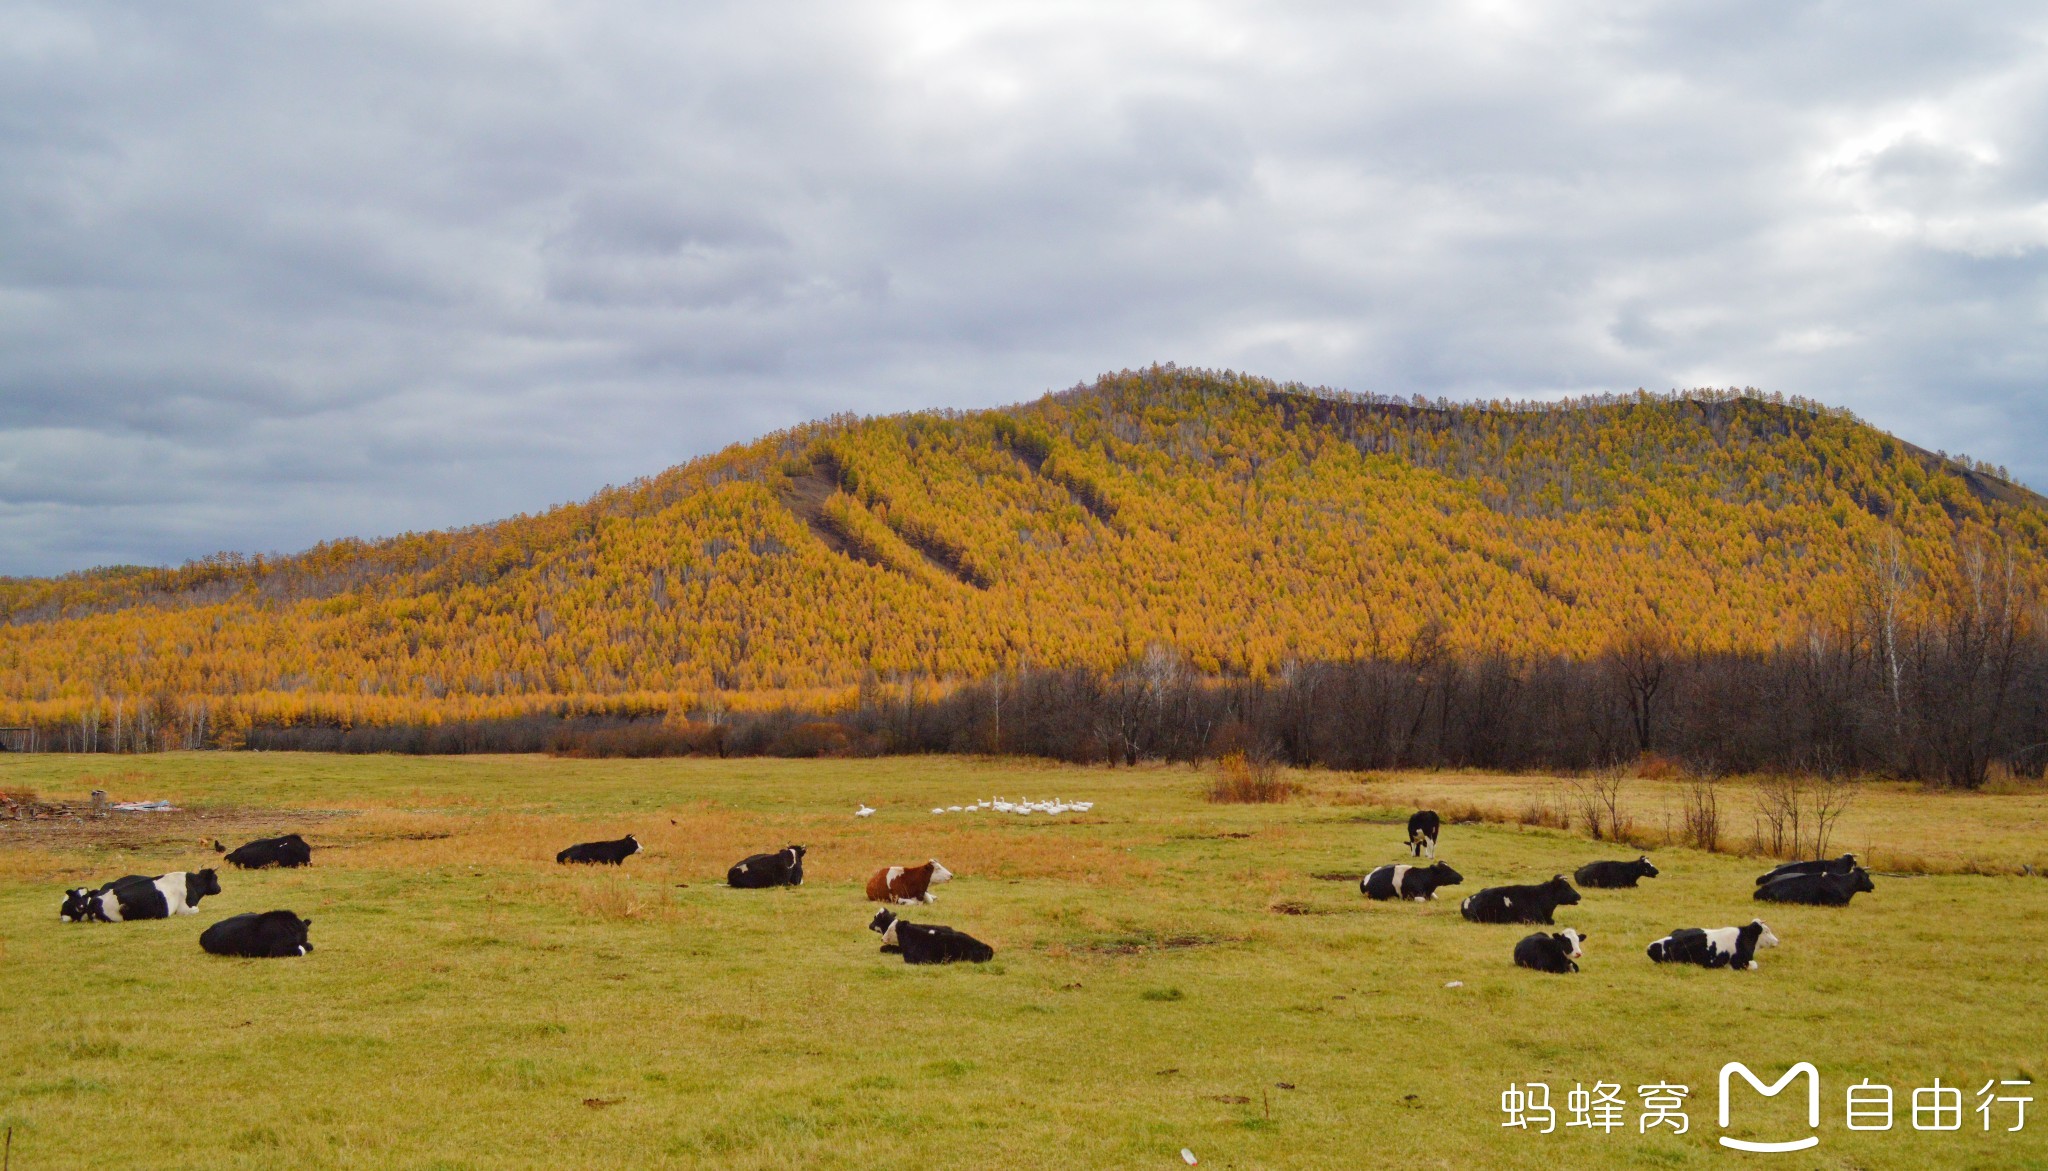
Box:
[1066, 932, 1240, 956]
[1311, 872, 1363, 883]
[0, 805, 357, 853]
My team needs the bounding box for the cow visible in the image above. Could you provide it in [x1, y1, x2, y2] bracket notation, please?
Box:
[727, 845, 805, 888]
[867, 908, 994, 964]
[60, 870, 221, 922]
[1647, 920, 1780, 970]
[224, 833, 312, 869]
[1754, 867, 1875, 906]
[1460, 875, 1582, 925]
[1513, 928, 1587, 974]
[866, 860, 953, 904]
[201, 911, 313, 958]
[557, 835, 642, 865]
[1754, 853, 1858, 887]
[1406, 810, 1441, 859]
[1574, 855, 1660, 889]
[1360, 862, 1463, 902]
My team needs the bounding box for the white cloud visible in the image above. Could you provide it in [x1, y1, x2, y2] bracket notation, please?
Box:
[0, 0, 2044, 574]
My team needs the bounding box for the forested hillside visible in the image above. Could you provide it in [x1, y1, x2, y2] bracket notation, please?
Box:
[3, 366, 2044, 745]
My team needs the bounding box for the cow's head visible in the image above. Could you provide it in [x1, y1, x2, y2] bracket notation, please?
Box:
[59, 888, 95, 922]
[868, 908, 899, 946]
[626, 835, 642, 854]
[1557, 928, 1586, 960]
[1427, 863, 1464, 886]
[191, 869, 222, 898]
[785, 845, 807, 863]
[928, 860, 953, 884]
[1548, 876, 1582, 905]
[1748, 920, 1780, 949]
[1850, 868, 1875, 894]
[1635, 855, 1659, 877]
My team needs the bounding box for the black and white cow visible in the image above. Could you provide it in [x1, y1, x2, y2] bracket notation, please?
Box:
[224, 834, 312, 869]
[1754, 867, 1875, 906]
[1461, 875, 1582, 925]
[1647, 920, 1780, 970]
[557, 835, 641, 865]
[1513, 929, 1587, 974]
[1574, 855, 1660, 889]
[1754, 853, 1857, 887]
[867, 908, 994, 964]
[1361, 862, 1464, 902]
[200, 911, 313, 957]
[60, 870, 221, 922]
[1406, 810, 1441, 859]
[727, 845, 805, 888]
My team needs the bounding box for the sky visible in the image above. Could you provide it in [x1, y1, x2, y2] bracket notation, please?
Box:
[3, 1, 2046, 576]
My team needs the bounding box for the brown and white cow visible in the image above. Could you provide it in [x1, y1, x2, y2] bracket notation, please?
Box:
[865, 860, 954, 904]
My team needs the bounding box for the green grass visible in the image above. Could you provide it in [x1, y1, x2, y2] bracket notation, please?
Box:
[2, 754, 2045, 1169]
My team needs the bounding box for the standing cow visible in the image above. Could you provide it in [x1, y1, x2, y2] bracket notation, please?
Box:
[1574, 856, 1660, 889]
[60, 870, 222, 922]
[1406, 811, 1441, 859]
[1514, 928, 1587, 974]
[728, 845, 806, 888]
[866, 860, 953, 904]
[1647, 921, 1780, 970]
[1754, 867, 1874, 906]
[1461, 875, 1583, 925]
[1360, 862, 1463, 902]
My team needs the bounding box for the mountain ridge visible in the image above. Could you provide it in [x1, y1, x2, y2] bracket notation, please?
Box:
[3, 367, 2045, 730]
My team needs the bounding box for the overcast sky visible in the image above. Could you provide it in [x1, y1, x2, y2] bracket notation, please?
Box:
[3, 1, 2045, 576]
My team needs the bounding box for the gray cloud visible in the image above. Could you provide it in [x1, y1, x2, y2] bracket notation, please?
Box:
[2, 0, 2045, 574]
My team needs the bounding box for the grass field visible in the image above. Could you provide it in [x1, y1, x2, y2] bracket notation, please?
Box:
[2, 754, 2045, 1170]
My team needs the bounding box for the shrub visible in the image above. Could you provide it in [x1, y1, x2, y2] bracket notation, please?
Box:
[1205, 752, 1299, 804]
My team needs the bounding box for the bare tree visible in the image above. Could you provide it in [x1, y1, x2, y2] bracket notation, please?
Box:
[1605, 623, 1674, 755]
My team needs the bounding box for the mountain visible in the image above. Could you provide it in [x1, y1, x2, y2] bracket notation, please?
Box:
[3, 366, 2044, 734]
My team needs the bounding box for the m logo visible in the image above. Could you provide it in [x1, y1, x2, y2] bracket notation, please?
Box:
[1718, 1062, 1821, 1152]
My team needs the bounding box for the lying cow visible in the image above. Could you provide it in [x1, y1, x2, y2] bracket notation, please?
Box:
[1647, 920, 1780, 970]
[866, 860, 953, 904]
[1407, 810, 1441, 859]
[1754, 853, 1857, 887]
[1754, 867, 1875, 906]
[557, 835, 642, 865]
[224, 833, 312, 869]
[868, 908, 994, 964]
[201, 910, 313, 958]
[1513, 928, 1587, 974]
[1461, 875, 1582, 925]
[1574, 855, 1660, 889]
[60, 869, 222, 922]
[1360, 862, 1463, 902]
[727, 845, 806, 888]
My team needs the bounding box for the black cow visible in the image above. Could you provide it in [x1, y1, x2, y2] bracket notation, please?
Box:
[557, 835, 641, 865]
[1574, 855, 1660, 889]
[727, 845, 805, 888]
[1361, 862, 1463, 902]
[1406, 810, 1441, 859]
[60, 870, 221, 922]
[1514, 928, 1587, 973]
[1461, 875, 1582, 924]
[1754, 867, 1875, 906]
[1647, 920, 1780, 970]
[1754, 853, 1858, 886]
[224, 834, 312, 870]
[867, 908, 994, 964]
[201, 911, 313, 957]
